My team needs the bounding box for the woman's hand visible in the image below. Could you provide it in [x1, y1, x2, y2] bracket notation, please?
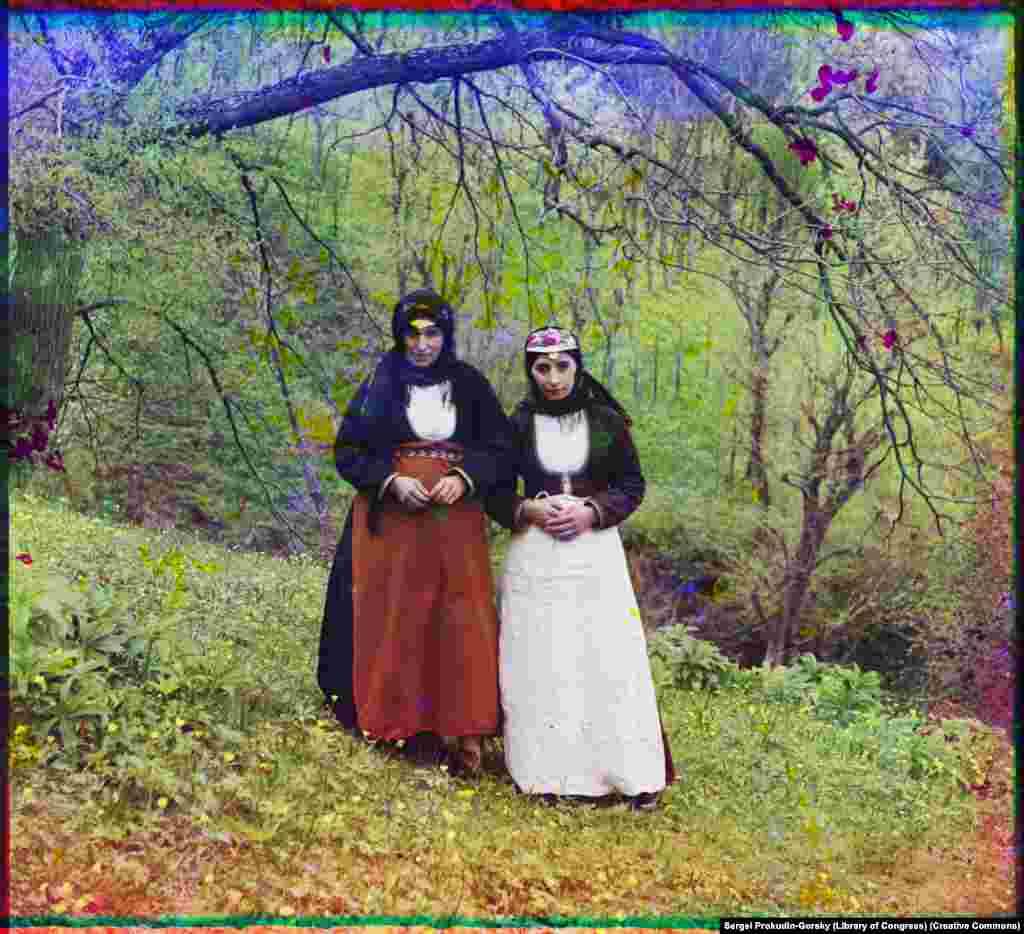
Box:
[520, 497, 559, 529]
[430, 474, 468, 505]
[544, 501, 596, 541]
[390, 475, 432, 511]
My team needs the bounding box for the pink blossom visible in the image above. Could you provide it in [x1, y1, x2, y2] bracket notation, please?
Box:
[323, 46, 331, 65]
[820, 224, 834, 240]
[16, 553, 32, 566]
[811, 85, 831, 103]
[44, 451, 65, 473]
[831, 68, 859, 85]
[836, 15, 854, 41]
[818, 65, 834, 85]
[865, 68, 880, 94]
[882, 329, 898, 350]
[788, 137, 819, 166]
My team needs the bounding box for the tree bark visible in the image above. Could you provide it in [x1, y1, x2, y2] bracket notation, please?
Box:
[746, 361, 771, 506]
[8, 229, 85, 421]
[765, 503, 831, 666]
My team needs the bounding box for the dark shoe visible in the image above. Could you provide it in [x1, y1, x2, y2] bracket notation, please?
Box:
[325, 698, 360, 734]
[402, 732, 449, 767]
[629, 791, 661, 812]
[453, 736, 483, 777]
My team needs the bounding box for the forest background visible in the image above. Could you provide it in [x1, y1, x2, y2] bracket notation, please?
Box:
[7, 8, 1018, 920]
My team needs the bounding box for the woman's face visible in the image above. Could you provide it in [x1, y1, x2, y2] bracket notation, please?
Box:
[530, 352, 578, 401]
[404, 321, 444, 368]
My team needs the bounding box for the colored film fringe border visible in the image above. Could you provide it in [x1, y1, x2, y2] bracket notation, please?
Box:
[719, 921, 1023, 934]
[5, 0, 1011, 12]
[4, 916, 716, 929]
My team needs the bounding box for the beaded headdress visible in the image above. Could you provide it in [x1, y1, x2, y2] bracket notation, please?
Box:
[525, 327, 579, 355]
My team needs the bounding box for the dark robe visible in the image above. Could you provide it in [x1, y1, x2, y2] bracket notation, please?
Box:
[317, 363, 514, 734]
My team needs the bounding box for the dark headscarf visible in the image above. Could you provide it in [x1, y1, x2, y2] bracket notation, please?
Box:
[389, 289, 458, 391]
[520, 325, 631, 425]
[341, 290, 465, 535]
[354, 289, 461, 430]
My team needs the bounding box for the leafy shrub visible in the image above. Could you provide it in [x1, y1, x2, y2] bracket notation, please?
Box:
[10, 566, 132, 760]
[809, 664, 883, 728]
[10, 540, 230, 768]
[648, 624, 738, 692]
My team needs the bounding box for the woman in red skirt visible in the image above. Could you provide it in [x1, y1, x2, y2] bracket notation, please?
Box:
[317, 290, 514, 775]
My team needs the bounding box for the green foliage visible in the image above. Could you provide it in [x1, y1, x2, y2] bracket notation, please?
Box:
[8, 488, 1011, 915]
[753, 654, 883, 726]
[648, 624, 738, 692]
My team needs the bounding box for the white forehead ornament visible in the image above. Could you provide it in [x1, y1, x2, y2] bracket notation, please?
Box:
[526, 328, 578, 355]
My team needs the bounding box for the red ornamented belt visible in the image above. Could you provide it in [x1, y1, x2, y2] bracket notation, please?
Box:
[394, 441, 464, 463]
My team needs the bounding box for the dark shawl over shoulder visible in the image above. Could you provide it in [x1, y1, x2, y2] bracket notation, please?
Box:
[336, 360, 511, 496]
[485, 402, 645, 532]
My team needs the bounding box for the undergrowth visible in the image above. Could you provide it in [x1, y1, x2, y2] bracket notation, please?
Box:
[9, 489, 1014, 918]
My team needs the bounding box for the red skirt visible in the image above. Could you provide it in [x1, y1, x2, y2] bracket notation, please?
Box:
[350, 442, 500, 740]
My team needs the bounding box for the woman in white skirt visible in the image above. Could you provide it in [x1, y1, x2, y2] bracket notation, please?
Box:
[486, 326, 676, 810]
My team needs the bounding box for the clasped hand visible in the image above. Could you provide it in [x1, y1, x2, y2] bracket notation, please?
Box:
[390, 474, 466, 511]
[522, 496, 595, 540]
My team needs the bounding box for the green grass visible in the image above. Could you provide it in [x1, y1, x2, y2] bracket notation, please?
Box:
[9, 489, 1014, 918]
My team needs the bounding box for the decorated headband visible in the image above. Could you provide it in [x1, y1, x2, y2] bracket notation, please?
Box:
[525, 327, 579, 354]
[402, 300, 451, 323]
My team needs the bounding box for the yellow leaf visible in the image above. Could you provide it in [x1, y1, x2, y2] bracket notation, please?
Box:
[722, 397, 738, 418]
[279, 905, 296, 917]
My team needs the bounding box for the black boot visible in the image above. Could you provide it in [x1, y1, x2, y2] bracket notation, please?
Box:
[402, 732, 449, 767]
[629, 791, 661, 811]
[325, 698, 362, 739]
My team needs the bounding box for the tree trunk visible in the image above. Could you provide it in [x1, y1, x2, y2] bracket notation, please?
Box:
[651, 332, 658, 406]
[727, 415, 738, 489]
[8, 229, 85, 422]
[764, 503, 831, 666]
[312, 110, 324, 181]
[745, 362, 771, 506]
[604, 337, 616, 387]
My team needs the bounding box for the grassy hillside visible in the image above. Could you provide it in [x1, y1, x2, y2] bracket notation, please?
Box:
[9, 489, 1014, 917]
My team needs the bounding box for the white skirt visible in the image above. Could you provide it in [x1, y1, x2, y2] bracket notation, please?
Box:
[498, 517, 667, 796]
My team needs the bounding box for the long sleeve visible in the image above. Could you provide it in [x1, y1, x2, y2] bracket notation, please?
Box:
[454, 369, 517, 501]
[483, 408, 527, 530]
[334, 378, 396, 492]
[484, 460, 527, 530]
[584, 420, 645, 530]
